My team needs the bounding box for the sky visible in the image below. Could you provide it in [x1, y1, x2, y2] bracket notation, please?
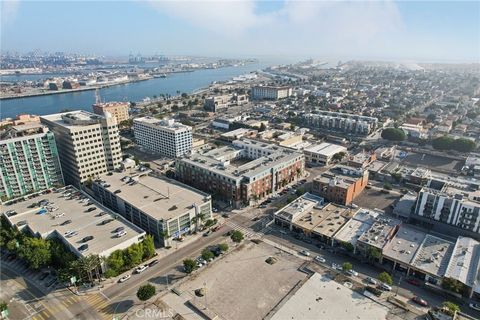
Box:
[1, 0, 479, 62]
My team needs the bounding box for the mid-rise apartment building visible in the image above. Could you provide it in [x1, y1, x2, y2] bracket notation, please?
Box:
[304, 111, 378, 136]
[133, 117, 192, 158]
[0, 123, 63, 200]
[312, 165, 369, 205]
[92, 101, 130, 123]
[92, 170, 212, 246]
[40, 111, 122, 188]
[251, 85, 292, 100]
[413, 187, 480, 237]
[176, 139, 305, 208]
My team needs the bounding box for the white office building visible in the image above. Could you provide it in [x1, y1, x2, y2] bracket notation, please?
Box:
[40, 111, 122, 188]
[133, 117, 192, 158]
[251, 86, 292, 100]
[303, 143, 347, 166]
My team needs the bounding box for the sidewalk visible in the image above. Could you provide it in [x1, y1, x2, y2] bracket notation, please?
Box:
[74, 227, 219, 296]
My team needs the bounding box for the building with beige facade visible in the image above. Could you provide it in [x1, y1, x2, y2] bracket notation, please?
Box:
[92, 101, 130, 123]
[40, 111, 122, 188]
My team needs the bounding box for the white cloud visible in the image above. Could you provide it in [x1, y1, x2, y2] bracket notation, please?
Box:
[145, 0, 404, 58]
[1, 0, 21, 25]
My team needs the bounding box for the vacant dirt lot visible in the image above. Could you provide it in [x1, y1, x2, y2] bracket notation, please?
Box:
[176, 240, 307, 320]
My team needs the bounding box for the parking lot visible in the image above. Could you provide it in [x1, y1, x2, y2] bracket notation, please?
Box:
[173, 241, 307, 320]
[401, 151, 464, 173]
[353, 187, 400, 213]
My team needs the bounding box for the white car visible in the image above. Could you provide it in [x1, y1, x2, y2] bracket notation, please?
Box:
[300, 250, 310, 256]
[379, 283, 392, 291]
[135, 265, 148, 274]
[366, 277, 377, 285]
[116, 230, 127, 238]
[347, 270, 359, 277]
[119, 274, 131, 283]
[469, 303, 480, 311]
[314, 256, 326, 263]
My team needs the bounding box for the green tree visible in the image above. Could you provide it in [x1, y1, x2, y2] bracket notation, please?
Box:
[137, 284, 156, 301]
[378, 272, 393, 285]
[259, 123, 267, 132]
[183, 259, 197, 274]
[442, 301, 460, 316]
[332, 152, 346, 161]
[230, 230, 244, 243]
[107, 250, 125, 273]
[124, 243, 143, 268]
[342, 242, 354, 252]
[383, 182, 392, 190]
[342, 262, 352, 272]
[432, 136, 455, 150]
[201, 249, 214, 261]
[295, 188, 306, 197]
[218, 243, 229, 252]
[381, 128, 405, 141]
[454, 138, 476, 152]
[367, 247, 382, 261]
[18, 237, 51, 270]
[0, 300, 7, 312]
[142, 235, 155, 260]
[441, 278, 465, 294]
[49, 239, 76, 268]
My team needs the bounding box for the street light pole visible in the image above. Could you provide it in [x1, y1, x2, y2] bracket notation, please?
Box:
[395, 275, 402, 296]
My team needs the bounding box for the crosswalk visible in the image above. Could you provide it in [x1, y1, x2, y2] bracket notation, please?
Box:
[225, 221, 262, 239]
[30, 296, 80, 320]
[81, 293, 115, 320]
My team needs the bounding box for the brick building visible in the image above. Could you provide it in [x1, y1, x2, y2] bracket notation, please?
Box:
[312, 165, 369, 205]
[176, 139, 305, 208]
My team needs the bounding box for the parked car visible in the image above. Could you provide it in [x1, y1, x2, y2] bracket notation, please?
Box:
[78, 244, 89, 253]
[114, 227, 125, 233]
[82, 235, 94, 243]
[469, 303, 480, 311]
[115, 230, 127, 238]
[365, 277, 377, 285]
[347, 270, 359, 277]
[148, 259, 159, 267]
[314, 256, 326, 263]
[412, 296, 428, 307]
[203, 231, 211, 237]
[119, 274, 131, 283]
[86, 207, 96, 212]
[379, 283, 392, 291]
[60, 220, 72, 226]
[299, 250, 310, 256]
[406, 278, 421, 286]
[135, 265, 148, 274]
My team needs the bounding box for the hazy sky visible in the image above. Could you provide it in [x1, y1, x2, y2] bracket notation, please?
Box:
[1, 0, 479, 62]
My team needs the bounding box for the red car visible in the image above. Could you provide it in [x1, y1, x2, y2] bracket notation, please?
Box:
[406, 278, 421, 286]
[412, 296, 428, 307]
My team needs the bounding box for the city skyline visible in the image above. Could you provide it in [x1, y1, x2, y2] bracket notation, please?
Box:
[1, 0, 479, 62]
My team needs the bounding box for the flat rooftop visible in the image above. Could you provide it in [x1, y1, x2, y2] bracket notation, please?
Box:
[293, 203, 354, 238]
[444, 236, 479, 287]
[334, 209, 381, 246]
[357, 216, 401, 250]
[3, 187, 145, 257]
[314, 166, 365, 189]
[383, 225, 427, 265]
[97, 172, 210, 221]
[275, 193, 324, 223]
[412, 235, 454, 277]
[134, 117, 191, 132]
[270, 273, 389, 320]
[304, 142, 346, 157]
[40, 110, 107, 128]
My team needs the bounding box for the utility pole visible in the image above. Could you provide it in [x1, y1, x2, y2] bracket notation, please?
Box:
[395, 275, 402, 296]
